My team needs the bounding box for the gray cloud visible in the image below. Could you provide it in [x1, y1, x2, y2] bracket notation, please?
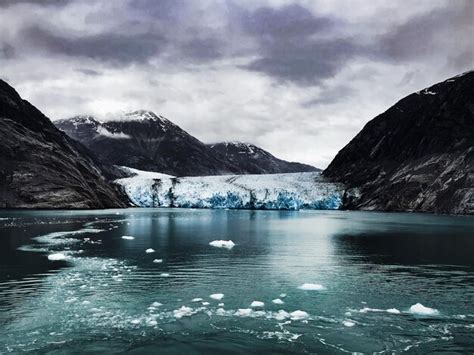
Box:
[75, 68, 102, 76]
[0, 0, 71, 7]
[20, 25, 166, 66]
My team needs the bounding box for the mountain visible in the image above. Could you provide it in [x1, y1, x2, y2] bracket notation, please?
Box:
[0, 79, 126, 209]
[323, 71, 474, 215]
[55, 111, 318, 176]
[208, 142, 319, 174]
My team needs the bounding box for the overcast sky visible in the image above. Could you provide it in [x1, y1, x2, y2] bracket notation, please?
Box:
[1, 0, 472, 168]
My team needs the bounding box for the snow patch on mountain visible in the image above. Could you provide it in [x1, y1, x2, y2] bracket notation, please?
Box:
[115, 167, 344, 210]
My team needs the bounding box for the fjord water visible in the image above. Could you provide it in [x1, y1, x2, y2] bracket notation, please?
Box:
[0, 209, 473, 353]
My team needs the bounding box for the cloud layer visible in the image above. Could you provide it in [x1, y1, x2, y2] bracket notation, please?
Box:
[1, 0, 472, 168]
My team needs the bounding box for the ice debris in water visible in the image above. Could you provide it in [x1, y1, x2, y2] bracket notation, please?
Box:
[218, 303, 225, 307]
[192, 298, 203, 302]
[250, 301, 264, 308]
[280, 293, 287, 298]
[272, 298, 284, 305]
[386, 308, 401, 314]
[235, 308, 253, 317]
[151, 302, 162, 307]
[121, 236, 134, 240]
[47, 253, 67, 261]
[290, 310, 309, 320]
[409, 303, 439, 316]
[174, 306, 194, 319]
[209, 240, 235, 249]
[153, 259, 163, 263]
[210, 293, 224, 300]
[145, 248, 155, 253]
[298, 283, 325, 291]
[343, 320, 355, 327]
[202, 302, 210, 306]
[160, 273, 170, 277]
[275, 310, 290, 321]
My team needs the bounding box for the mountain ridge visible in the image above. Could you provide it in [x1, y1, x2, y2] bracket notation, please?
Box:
[323, 71, 474, 214]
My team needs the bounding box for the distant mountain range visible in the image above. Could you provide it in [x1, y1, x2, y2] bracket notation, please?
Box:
[208, 142, 318, 174]
[0, 80, 126, 208]
[324, 71, 474, 215]
[55, 111, 318, 176]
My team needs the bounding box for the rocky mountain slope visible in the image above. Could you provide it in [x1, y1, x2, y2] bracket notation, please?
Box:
[323, 71, 474, 215]
[56, 112, 318, 176]
[0, 80, 126, 209]
[208, 142, 318, 174]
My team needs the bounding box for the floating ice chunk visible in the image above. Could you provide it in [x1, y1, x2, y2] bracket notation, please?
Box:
[274, 310, 290, 320]
[82, 300, 91, 305]
[209, 240, 235, 249]
[145, 248, 155, 253]
[272, 298, 284, 305]
[130, 319, 141, 325]
[121, 236, 134, 240]
[151, 302, 162, 307]
[210, 293, 224, 300]
[48, 253, 67, 261]
[298, 283, 325, 291]
[250, 301, 264, 308]
[218, 303, 224, 307]
[202, 302, 210, 306]
[279, 293, 287, 298]
[290, 310, 309, 320]
[153, 259, 163, 263]
[65, 297, 77, 303]
[160, 273, 170, 277]
[174, 306, 194, 319]
[409, 303, 439, 316]
[192, 298, 203, 302]
[147, 320, 158, 326]
[216, 308, 226, 316]
[235, 308, 253, 317]
[386, 308, 401, 314]
[343, 320, 355, 327]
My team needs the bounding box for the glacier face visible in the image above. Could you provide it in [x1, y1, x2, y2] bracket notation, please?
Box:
[115, 167, 345, 210]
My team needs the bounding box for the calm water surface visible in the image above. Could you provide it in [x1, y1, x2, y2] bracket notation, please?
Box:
[0, 209, 473, 353]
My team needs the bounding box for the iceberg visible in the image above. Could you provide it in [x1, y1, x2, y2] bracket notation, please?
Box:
[115, 167, 345, 210]
[209, 240, 235, 249]
[409, 303, 439, 316]
[210, 293, 224, 300]
[250, 301, 265, 308]
[298, 283, 325, 291]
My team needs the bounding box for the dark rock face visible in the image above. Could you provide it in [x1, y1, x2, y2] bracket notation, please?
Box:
[56, 111, 318, 176]
[324, 71, 474, 215]
[0, 80, 127, 209]
[209, 142, 319, 174]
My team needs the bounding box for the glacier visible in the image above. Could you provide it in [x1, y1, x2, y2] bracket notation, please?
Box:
[115, 167, 345, 210]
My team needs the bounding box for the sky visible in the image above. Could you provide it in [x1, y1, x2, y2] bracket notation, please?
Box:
[0, 0, 472, 168]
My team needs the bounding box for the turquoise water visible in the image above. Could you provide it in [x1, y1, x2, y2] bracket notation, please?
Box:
[0, 209, 473, 353]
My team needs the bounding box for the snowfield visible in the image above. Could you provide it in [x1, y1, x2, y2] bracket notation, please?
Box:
[115, 167, 345, 210]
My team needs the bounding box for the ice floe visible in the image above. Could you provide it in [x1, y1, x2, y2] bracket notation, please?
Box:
[174, 306, 194, 319]
[151, 302, 163, 307]
[209, 240, 235, 249]
[121, 236, 134, 240]
[235, 308, 253, 317]
[145, 248, 155, 253]
[298, 283, 325, 291]
[409, 303, 439, 316]
[160, 273, 170, 277]
[250, 301, 265, 308]
[343, 320, 355, 327]
[386, 308, 401, 314]
[192, 298, 203, 302]
[47, 253, 67, 261]
[290, 310, 309, 320]
[152, 259, 163, 263]
[210, 293, 224, 300]
[272, 298, 284, 305]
